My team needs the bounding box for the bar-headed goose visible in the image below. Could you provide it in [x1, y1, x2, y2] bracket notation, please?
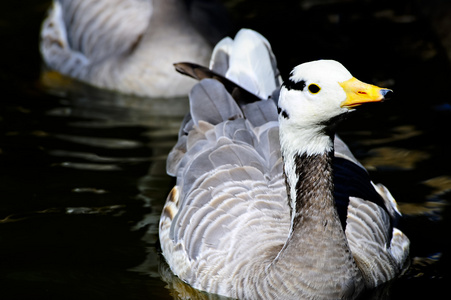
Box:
[40, 0, 228, 97]
[159, 29, 410, 299]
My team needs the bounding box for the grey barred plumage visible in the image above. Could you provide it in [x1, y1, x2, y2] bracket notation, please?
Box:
[40, 0, 228, 97]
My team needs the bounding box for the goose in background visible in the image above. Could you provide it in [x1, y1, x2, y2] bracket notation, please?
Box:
[159, 29, 410, 299]
[39, 0, 229, 98]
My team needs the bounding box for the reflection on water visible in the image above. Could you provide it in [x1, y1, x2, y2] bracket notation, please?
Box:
[0, 0, 450, 299]
[1, 68, 184, 298]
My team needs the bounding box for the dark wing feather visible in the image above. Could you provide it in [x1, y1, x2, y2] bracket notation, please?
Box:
[174, 62, 263, 107]
[333, 157, 392, 231]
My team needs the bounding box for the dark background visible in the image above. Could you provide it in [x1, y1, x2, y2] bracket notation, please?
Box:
[0, 0, 450, 299]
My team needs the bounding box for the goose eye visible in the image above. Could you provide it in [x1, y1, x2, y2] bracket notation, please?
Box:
[308, 84, 321, 94]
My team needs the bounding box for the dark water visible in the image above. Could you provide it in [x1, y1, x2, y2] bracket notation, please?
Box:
[0, 0, 450, 299]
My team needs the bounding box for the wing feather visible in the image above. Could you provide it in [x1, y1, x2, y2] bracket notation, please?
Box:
[59, 0, 151, 62]
[190, 79, 243, 125]
[346, 197, 409, 288]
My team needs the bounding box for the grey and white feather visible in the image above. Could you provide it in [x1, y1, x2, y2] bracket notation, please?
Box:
[40, 0, 228, 97]
[160, 29, 410, 299]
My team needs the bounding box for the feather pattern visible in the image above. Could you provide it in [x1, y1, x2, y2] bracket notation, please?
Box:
[40, 0, 225, 97]
[210, 29, 282, 100]
[159, 29, 410, 299]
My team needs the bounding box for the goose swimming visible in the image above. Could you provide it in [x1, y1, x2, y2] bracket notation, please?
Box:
[40, 0, 228, 98]
[159, 29, 410, 299]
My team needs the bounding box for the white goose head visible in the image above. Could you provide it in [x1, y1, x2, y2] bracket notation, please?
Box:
[278, 60, 391, 155]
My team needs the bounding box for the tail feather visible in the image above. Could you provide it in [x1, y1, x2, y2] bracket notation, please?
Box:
[174, 28, 282, 107]
[209, 36, 233, 75]
[225, 29, 280, 99]
[174, 62, 262, 106]
[209, 29, 281, 99]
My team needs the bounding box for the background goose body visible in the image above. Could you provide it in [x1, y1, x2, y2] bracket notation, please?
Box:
[159, 29, 410, 299]
[40, 0, 228, 97]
